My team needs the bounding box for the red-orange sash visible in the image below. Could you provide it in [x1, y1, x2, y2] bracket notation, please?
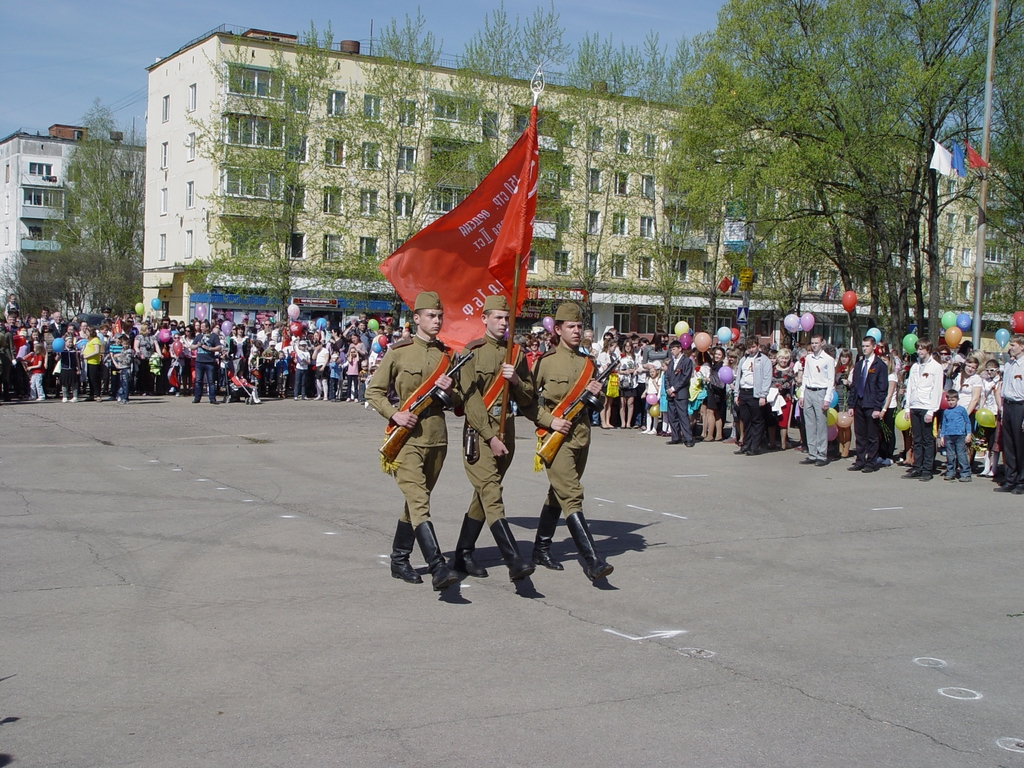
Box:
[383, 351, 451, 436]
[482, 343, 521, 409]
[537, 357, 595, 435]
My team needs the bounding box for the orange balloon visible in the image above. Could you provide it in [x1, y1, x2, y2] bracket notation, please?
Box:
[694, 332, 712, 352]
[944, 326, 962, 348]
[842, 290, 857, 312]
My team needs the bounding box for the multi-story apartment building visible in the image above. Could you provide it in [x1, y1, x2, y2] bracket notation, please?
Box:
[144, 25, 729, 331]
[0, 125, 84, 291]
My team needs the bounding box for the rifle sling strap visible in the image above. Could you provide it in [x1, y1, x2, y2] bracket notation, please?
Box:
[384, 352, 451, 436]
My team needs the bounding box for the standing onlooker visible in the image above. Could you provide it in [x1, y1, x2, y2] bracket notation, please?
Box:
[293, 341, 311, 400]
[82, 328, 104, 401]
[979, 359, 1002, 477]
[113, 334, 133, 404]
[798, 333, 835, 467]
[25, 343, 46, 401]
[847, 336, 889, 473]
[617, 339, 640, 431]
[702, 346, 727, 442]
[191, 320, 221, 404]
[736, 337, 772, 456]
[58, 331, 81, 402]
[664, 339, 694, 446]
[903, 339, 944, 481]
[834, 349, 854, 458]
[877, 345, 900, 466]
[344, 347, 361, 401]
[995, 335, 1024, 493]
[939, 389, 972, 482]
[769, 348, 796, 450]
[642, 360, 663, 435]
[596, 335, 619, 429]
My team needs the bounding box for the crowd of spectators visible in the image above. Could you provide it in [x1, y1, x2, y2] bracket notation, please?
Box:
[3, 289, 1020, 490]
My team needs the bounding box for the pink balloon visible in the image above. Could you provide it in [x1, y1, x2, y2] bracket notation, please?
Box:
[800, 312, 815, 332]
[542, 316, 554, 333]
[678, 332, 692, 349]
[195, 305, 207, 321]
[827, 425, 839, 441]
[646, 393, 659, 405]
[287, 304, 301, 320]
[157, 329, 171, 343]
[718, 366, 734, 385]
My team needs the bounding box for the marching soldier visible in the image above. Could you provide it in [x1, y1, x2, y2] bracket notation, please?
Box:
[454, 295, 537, 582]
[526, 302, 614, 580]
[365, 291, 461, 592]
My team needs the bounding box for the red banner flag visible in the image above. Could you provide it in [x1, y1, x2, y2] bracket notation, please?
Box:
[966, 142, 989, 169]
[380, 107, 539, 350]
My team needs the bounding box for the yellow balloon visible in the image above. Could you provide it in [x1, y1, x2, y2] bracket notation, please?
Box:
[674, 320, 690, 336]
[975, 407, 996, 429]
[649, 405, 661, 418]
[894, 409, 911, 432]
[826, 407, 838, 427]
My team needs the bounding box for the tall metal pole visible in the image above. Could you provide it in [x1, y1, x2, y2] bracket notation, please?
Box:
[972, 0, 998, 349]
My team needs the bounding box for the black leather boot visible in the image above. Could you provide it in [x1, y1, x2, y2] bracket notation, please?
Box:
[532, 504, 564, 570]
[390, 520, 423, 584]
[451, 514, 488, 577]
[490, 518, 536, 582]
[566, 511, 613, 580]
[414, 521, 460, 591]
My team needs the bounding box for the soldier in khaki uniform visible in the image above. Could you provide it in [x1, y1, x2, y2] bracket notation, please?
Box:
[365, 291, 461, 592]
[454, 294, 536, 582]
[526, 302, 614, 580]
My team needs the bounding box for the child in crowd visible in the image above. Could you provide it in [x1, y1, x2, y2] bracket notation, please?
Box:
[345, 347, 361, 402]
[979, 359, 1001, 477]
[25, 343, 46, 401]
[114, 334, 133, 404]
[328, 353, 342, 401]
[275, 351, 289, 398]
[643, 359, 663, 435]
[939, 389, 972, 482]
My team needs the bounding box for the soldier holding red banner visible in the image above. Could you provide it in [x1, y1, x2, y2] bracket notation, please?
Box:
[525, 302, 614, 581]
[454, 294, 537, 582]
[365, 291, 461, 592]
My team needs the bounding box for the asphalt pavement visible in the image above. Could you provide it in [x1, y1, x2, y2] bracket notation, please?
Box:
[2, 396, 1023, 767]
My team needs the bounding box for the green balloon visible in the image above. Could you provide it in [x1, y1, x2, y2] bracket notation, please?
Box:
[902, 333, 918, 354]
[135, 302, 145, 315]
[367, 319, 379, 331]
[941, 311, 956, 330]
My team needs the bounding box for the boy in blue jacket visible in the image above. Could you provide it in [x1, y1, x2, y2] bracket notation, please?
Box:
[939, 389, 972, 482]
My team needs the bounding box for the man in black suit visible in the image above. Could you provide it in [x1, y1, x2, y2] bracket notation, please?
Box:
[847, 336, 889, 472]
[665, 339, 694, 446]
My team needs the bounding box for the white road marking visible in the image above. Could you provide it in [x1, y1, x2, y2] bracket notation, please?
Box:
[938, 687, 982, 700]
[594, 497, 615, 503]
[171, 468, 182, 472]
[872, 506, 904, 511]
[149, 460, 159, 463]
[196, 479, 208, 482]
[913, 657, 947, 668]
[662, 513, 688, 520]
[323, 532, 337, 535]
[604, 629, 687, 641]
[627, 504, 653, 512]
[673, 474, 709, 478]
[216, 487, 229, 490]
[279, 515, 297, 519]
[996, 738, 1024, 754]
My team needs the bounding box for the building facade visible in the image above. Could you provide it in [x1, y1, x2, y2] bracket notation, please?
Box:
[0, 125, 84, 292]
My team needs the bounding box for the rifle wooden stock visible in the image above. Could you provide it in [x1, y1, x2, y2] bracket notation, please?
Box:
[378, 352, 473, 463]
[534, 361, 617, 466]
[380, 395, 440, 463]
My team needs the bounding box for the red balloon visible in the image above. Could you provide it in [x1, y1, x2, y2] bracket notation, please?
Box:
[841, 290, 857, 313]
[1012, 311, 1024, 334]
[289, 321, 303, 336]
[171, 341, 183, 356]
[940, 393, 950, 411]
[376, 334, 388, 347]
[730, 328, 741, 342]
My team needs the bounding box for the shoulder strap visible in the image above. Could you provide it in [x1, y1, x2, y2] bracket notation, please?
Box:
[482, 343, 521, 409]
[551, 356, 596, 420]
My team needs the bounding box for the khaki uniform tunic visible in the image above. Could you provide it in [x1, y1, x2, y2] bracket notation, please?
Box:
[461, 335, 535, 525]
[365, 335, 462, 525]
[526, 343, 594, 517]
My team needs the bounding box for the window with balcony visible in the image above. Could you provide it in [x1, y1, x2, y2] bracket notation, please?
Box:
[228, 66, 282, 98]
[28, 163, 52, 176]
[431, 187, 465, 213]
[225, 115, 284, 148]
[223, 169, 280, 199]
[22, 189, 62, 208]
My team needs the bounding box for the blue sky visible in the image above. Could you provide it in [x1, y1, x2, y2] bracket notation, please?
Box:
[0, 0, 722, 139]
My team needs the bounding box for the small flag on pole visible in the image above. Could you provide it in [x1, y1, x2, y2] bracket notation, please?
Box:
[951, 143, 966, 178]
[966, 142, 989, 169]
[929, 140, 953, 177]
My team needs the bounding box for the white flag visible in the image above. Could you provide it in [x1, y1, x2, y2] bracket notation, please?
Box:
[929, 139, 954, 177]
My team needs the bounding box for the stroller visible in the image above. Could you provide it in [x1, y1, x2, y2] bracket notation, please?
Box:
[227, 368, 261, 404]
